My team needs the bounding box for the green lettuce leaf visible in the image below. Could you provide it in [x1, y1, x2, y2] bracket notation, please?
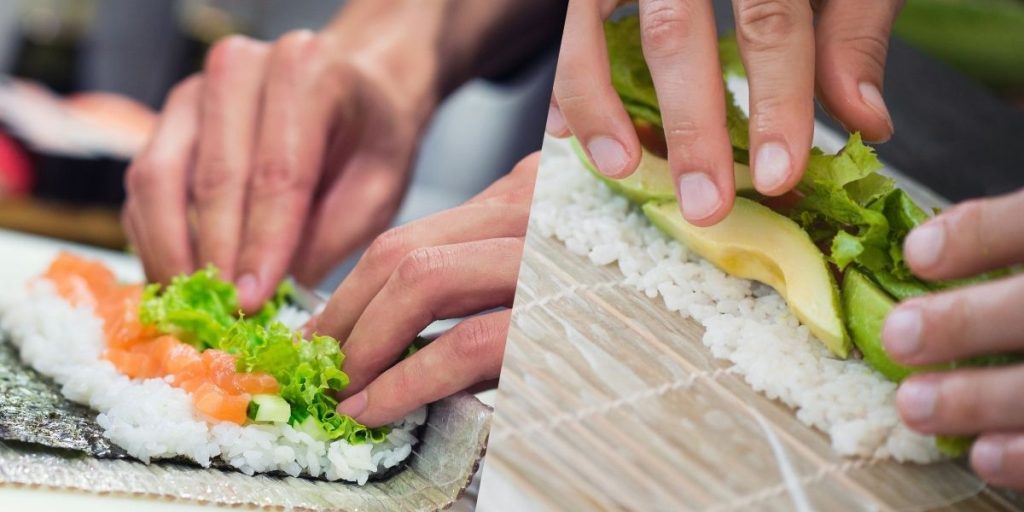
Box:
[140, 267, 387, 444]
[139, 266, 238, 349]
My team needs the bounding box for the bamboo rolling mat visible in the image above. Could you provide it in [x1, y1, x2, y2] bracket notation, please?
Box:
[478, 228, 1024, 511]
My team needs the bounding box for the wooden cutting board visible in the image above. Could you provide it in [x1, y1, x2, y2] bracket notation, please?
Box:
[480, 228, 1024, 511]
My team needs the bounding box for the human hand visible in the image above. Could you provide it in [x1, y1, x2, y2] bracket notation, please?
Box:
[305, 153, 538, 427]
[549, 0, 900, 225]
[123, 21, 440, 311]
[882, 189, 1024, 488]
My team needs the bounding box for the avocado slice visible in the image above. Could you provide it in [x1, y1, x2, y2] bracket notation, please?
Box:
[842, 267, 979, 456]
[842, 268, 918, 381]
[643, 198, 851, 357]
[570, 137, 754, 204]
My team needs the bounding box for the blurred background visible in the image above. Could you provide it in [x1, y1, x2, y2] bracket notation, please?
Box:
[0, 0, 1021, 289]
[0, 0, 558, 289]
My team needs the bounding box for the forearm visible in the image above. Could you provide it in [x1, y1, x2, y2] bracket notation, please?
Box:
[327, 0, 567, 101]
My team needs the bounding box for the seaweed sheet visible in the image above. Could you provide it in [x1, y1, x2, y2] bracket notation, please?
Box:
[0, 331, 490, 510]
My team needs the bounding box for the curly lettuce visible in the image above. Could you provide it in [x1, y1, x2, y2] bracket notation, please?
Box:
[140, 268, 387, 444]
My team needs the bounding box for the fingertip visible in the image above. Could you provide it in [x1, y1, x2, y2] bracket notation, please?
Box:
[677, 172, 733, 227]
[236, 272, 262, 313]
[752, 141, 804, 196]
[903, 220, 946, 278]
[586, 136, 636, 178]
[336, 390, 369, 422]
[545, 103, 569, 138]
[972, 436, 1006, 478]
[857, 82, 894, 142]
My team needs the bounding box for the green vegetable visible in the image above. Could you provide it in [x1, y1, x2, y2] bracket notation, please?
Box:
[139, 267, 293, 349]
[249, 394, 291, 423]
[140, 267, 388, 444]
[604, 17, 751, 160]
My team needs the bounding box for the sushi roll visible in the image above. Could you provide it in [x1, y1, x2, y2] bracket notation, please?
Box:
[0, 252, 425, 484]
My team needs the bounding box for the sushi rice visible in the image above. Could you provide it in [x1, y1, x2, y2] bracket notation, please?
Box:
[531, 135, 942, 463]
[0, 275, 425, 485]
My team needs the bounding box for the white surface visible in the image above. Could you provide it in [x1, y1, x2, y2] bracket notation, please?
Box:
[0, 228, 491, 508]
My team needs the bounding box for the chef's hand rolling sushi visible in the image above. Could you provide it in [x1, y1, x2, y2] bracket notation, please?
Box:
[884, 189, 1024, 490]
[304, 153, 537, 427]
[549, 0, 899, 226]
[123, 0, 562, 312]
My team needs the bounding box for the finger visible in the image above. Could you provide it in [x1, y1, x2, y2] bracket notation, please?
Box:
[338, 237, 522, 397]
[309, 202, 530, 341]
[904, 189, 1024, 281]
[546, 97, 569, 137]
[638, 0, 735, 226]
[732, 0, 815, 197]
[192, 36, 269, 281]
[289, 154, 405, 286]
[971, 433, 1024, 490]
[122, 201, 157, 275]
[814, 0, 900, 143]
[896, 366, 1024, 436]
[337, 310, 510, 427]
[883, 274, 1024, 365]
[235, 30, 334, 312]
[123, 76, 201, 283]
[553, 0, 641, 178]
[465, 152, 539, 205]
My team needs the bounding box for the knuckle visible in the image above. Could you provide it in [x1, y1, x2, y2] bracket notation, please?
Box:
[165, 75, 202, 108]
[750, 95, 788, 133]
[271, 29, 317, 71]
[191, 156, 240, 202]
[125, 157, 166, 195]
[640, 0, 693, 58]
[365, 227, 408, 266]
[251, 154, 315, 197]
[735, 0, 797, 50]
[205, 35, 250, 75]
[395, 246, 452, 289]
[830, 30, 889, 75]
[448, 316, 500, 362]
[663, 118, 702, 147]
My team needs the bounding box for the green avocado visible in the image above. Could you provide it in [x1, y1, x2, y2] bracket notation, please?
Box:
[570, 137, 754, 205]
[842, 268, 920, 381]
[643, 198, 851, 357]
[842, 267, 981, 456]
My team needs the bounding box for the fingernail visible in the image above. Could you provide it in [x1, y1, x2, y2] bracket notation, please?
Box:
[897, 379, 938, 423]
[858, 82, 894, 136]
[973, 439, 1005, 475]
[753, 142, 792, 193]
[678, 173, 722, 222]
[882, 306, 923, 359]
[905, 222, 945, 270]
[587, 137, 629, 177]
[546, 104, 567, 135]
[236, 273, 260, 307]
[337, 391, 368, 419]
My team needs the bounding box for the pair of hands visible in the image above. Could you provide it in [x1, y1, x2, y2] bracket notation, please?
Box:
[123, 2, 548, 428]
[550, 0, 1024, 490]
[549, 0, 898, 225]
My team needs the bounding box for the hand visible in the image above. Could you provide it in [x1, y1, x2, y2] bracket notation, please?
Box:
[549, 0, 900, 225]
[307, 153, 538, 427]
[123, 21, 440, 312]
[881, 189, 1024, 489]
